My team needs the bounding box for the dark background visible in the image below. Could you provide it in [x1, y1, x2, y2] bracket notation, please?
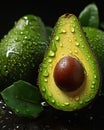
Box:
[0, 0, 104, 130]
[0, 0, 104, 39]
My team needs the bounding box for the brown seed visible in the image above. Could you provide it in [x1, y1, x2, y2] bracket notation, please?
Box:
[53, 56, 85, 91]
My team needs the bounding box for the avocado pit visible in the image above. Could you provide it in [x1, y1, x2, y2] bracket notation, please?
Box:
[54, 56, 85, 91]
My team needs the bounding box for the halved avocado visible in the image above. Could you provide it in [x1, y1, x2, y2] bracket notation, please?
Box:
[38, 14, 100, 111]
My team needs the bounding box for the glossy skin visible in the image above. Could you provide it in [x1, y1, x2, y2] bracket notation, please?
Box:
[0, 15, 48, 90]
[54, 56, 85, 91]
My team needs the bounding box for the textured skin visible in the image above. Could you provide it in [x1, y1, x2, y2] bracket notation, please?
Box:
[0, 15, 48, 89]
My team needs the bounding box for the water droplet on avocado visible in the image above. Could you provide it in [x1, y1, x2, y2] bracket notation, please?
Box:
[69, 39, 72, 42]
[25, 20, 29, 25]
[75, 50, 78, 54]
[48, 50, 55, 57]
[49, 63, 52, 67]
[24, 36, 28, 39]
[75, 96, 80, 101]
[55, 36, 60, 41]
[79, 100, 83, 104]
[43, 70, 49, 77]
[20, 31, 24, 35]
[60, 42, 63, 47]
[48, 58, 52, 63]
[85, 97, 91, 103]
[75, 42, 80, 47]
[42, 86, 46, 92]
[71, 27, 75, 33]
[51, 99, 55, 103]
[69, 50, 72, 54]
[51, 41, 57, 52]
[61, 29, 66, 33]
[64, 102, 70, 106]
[91, 85, 95, 89]
[44, 78, 48, 82]
[81, 45, 85, 48]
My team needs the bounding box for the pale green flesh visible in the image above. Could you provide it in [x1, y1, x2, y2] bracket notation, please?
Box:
[39, 14, 100, 111]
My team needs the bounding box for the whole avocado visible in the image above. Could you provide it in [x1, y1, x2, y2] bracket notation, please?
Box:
[83, 27, 104, 94]
[0, 14, 48, 90]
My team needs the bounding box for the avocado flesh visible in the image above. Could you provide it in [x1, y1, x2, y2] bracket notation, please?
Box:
[39, 14, 100, 111]
[83, 27, 104, 93]
[0, 15, 48, 89]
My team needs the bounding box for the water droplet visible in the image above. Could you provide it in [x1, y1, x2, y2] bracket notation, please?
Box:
[2, 125, 6, 129]
[48, 58, 52, 63]
[49, 64, 52, 67]
[75, 42, 80, 47]
[41, 101, 48, 106]
[2, 105, 6, 109]
[69, 50, 72, 54]
[24, 36, 28, 39]
[15, 109, 19, 113]
[51, 41, 57, 52]
[60, 42, 63, 47]
[79, 34, 82, 38]
[25, 20, 29, 25]
[71, 27, 75, 33]
[43, 70, 49, 77]
[8, 110, 13, 115]
[81, 45, 85, 48]
[91, 85, 95, 89]
[79, 100, 83, 104]
[85, 97, 90, 103]
[48, 92, 52, 97]
[16, 125, 20, 129]
[42, 87, 46, 92]
[24, 16, 28, 20]
[94, 75, 97, 79]
[69, 39, 72, 42]
[86, 58, 89, 61]
[64, 102, 70, 106]
[48, 50, 55, 57]
[44, 78, 48, 82]
[51, 99, 55, 103]
[92, 81, 95, 85]
[75, 96, 80, 101]
[20, 31, 24, 35]
[61, 29, 66, 33]
[55, 36, 60, 41]
[75, 50, 78, 54]
[89, 116, 94, 120]
[42, 63, 48, 68]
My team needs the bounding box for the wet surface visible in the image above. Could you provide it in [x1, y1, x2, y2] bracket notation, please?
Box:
[0, 95, 104, 130]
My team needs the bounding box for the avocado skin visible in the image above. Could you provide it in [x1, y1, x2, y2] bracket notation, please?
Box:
[46, 26, 53, 42]
[83, 27, 104, 93]
[0, 15, 48, 90]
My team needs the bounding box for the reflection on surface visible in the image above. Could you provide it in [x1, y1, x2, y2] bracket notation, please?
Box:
[0, 95, 104, 130]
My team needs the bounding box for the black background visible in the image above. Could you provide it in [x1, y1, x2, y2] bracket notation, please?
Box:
[0, 0, 104, 130]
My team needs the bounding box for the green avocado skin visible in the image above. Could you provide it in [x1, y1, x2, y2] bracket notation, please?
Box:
[83, 27, 104, 92]
[0, 15, 48, 90]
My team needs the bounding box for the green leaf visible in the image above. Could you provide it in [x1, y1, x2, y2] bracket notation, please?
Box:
[78, 3, 99, 28]
[1, 80, 43, 117]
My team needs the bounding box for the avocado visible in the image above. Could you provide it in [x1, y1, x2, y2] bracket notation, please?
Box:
[46, 26, 53, 42]
[38, 14, 100, 111]
[83, 27, 104, 93]
[0, 14, 48, 90]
